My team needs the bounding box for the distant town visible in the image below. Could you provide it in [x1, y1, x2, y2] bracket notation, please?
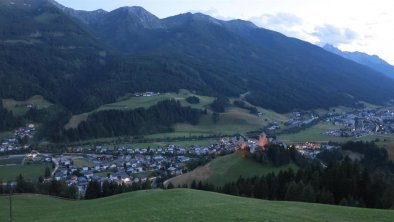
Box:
[322, 107, 394, 138]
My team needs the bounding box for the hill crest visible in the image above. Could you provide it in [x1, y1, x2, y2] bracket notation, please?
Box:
[1, 189, 393, 222]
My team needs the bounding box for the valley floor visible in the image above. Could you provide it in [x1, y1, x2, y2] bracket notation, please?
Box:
[0, 189, 393, 222]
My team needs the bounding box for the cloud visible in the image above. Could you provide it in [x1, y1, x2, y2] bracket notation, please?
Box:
[311, 24, 358, 46]
[251, 13, 303, 28]
[189, 8, 235, 21]
[249, 13, 305, 38]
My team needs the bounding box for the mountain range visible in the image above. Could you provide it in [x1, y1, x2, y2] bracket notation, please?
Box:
[323, 44, 394, 79]
[1, 0, 394, 116]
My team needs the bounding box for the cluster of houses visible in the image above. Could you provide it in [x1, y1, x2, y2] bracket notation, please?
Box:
[133, 92, 161, 97]
[24, 150, 52, 164]
[323, 106, 394, 138]
[284, 112, 319, 130]
[293, 142, 338, 159]
[51, 140, 241, 196]
[0, 124, 35, 153]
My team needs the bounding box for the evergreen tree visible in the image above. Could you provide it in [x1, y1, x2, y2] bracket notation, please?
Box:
[381, 184, 394, 209]
[212, 112, 220, 123]
[301, 184, 316, 203]
[191, 180, 197, 189]
[285, 181, 303, 201]
[85, 181, 101, 199]
[167, 182, 174, 189]
[317, 189, 335, 204]
[44, 166, 51, 178]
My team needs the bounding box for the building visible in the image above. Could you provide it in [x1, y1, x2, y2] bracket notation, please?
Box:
[258, 133, 268, 150]
[355, 117, 364, 131]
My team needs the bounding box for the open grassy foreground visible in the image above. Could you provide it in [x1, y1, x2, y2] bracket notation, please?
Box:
[166, 153, 297, 187]
[0, 189, 393, 222]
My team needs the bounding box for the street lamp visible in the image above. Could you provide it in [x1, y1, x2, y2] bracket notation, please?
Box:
[7, 183, 15, 222]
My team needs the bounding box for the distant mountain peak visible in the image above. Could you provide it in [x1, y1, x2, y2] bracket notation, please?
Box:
[113, 6, 165, 29]
[119, 6, 147, 14]
[90, 8, 107, 14]
[162, 12, 226, 28]
[323, 44, 341, 53]
[323, 44, 394, 79]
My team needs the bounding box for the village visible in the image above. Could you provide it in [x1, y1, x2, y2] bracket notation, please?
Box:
[323, 106, 394, 138]
[1, 105, 394, 197]
[1, 129, 341, 197]
[0, 124, 36, 153]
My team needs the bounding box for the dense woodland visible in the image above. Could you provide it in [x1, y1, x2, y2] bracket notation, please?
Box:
[0, 101, 22, 131]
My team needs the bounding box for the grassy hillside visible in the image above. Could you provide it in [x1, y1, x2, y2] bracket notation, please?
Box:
[2, 95, 52, 116]
[0, 189, 393, 222]
[166, 153, 297, 186]
[278, 122, 344, 143]
[65, 90, 215, 129]
[174, 107, 268, 136]
[63, 90, 285, 143]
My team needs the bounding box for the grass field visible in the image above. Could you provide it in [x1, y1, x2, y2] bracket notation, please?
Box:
[278, 122, 345, 143]
[166, 153, 298, 187]
[0, 164, 50, 182]
[0, 156, 24, 165]
[174, 107, 266, 136]
[2, 95, 52, 116]
[72, 158, 94, 168]
[0, 131, 12, 140]
[0, 189, 393, 222]
[132, 139, 217, 148]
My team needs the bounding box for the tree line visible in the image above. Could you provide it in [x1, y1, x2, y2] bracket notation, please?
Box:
[0, 174, 78, 199]
[57, 100, 202, 142]
[84, 180, 152, 199]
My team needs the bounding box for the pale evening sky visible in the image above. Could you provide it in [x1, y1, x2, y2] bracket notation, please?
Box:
[56, 0, 394, 64]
